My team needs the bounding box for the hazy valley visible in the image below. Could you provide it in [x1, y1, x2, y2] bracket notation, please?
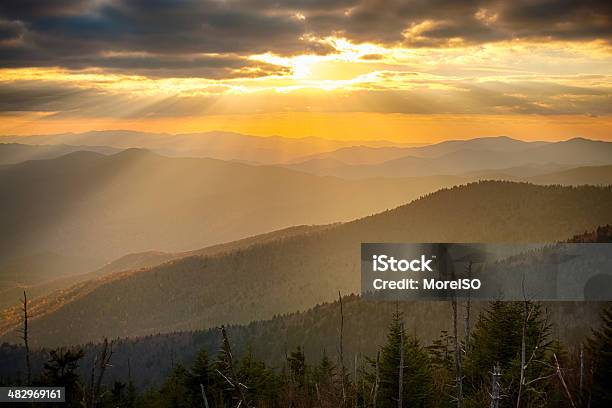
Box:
[2, 181, 612, 347]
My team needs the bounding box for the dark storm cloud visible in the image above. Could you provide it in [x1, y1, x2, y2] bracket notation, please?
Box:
[0, 80, 109, 112]
[0, 0, 610, 78]
[0, 19, 25, 41]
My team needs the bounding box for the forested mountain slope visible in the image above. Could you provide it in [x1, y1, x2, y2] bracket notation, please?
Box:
[2, 182, 612, 347]
[0, 225, 331, 310]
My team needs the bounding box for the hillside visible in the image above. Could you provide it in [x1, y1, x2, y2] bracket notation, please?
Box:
[285, 138, 612, 179]
[3, 223, 611, 389]
[0, 149, 460, 262]
[0, 225, 330, 310]
[3, 181, 612, 347]
[0, 252, 101, 292]
[528, 164, 612, 185]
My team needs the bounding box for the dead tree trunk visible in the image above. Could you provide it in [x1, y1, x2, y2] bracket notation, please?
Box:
[219, 326, 249, 408]
[452, 296, 463, 408]
[372, 351, 380, 408]
[464, 262, 473, 353]
[554, 353, 576, 408]
[444, 244, 463, 408]
[517, 274, 533, 408]
[579, 343, 584, 392]
[354, 353, 359, 408]
[398, 322, 404, 408]
[490, 365, 501, 408]
[21, 291, 31, 386]
[88, 338, 113, 408]
[516, 302, 528, 408]
[338, 291, 346, 406]
[200, 383, 210, 408]
[93, 338, 112, 408]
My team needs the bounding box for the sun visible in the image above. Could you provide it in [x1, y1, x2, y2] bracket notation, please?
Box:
[291, 56, 315, 79]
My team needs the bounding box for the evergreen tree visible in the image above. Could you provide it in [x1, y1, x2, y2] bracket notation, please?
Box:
[109, 381, 135, 408]
[41, 347, 85, 407]
[588, 305, 612, 407]
[464, 301, 551, 408]
[238, 348, 280, 403]
[375, 311, 434, 408]
[189, 348, 215, 407]
[426, 330, 454, 408]
[158, 364, 194, 408]
[287, 346, 307, 389]
[191, 348, 211, 388]
[312, 350, 336, 386]
[313, 350, 340, 406]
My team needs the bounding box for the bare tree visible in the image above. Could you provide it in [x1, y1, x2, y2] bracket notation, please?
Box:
[398, 321, 404, 408]
[579, 343, 584, 392]
[447, 253, 463, 408]
[490, 365, 501, 408]
[464, 262, 473, 353]
[200, 383, 211, 408]
[516, 295, 529, 408]
[553, 353, 576, 408]
[354, 353, 359, 408]
[451, 296, 463, 408]
[86, 338, 113, 408]
[338, 291, 346, 406]
[516, 274, 545, 408]
[219, 325, 250, 408]
[19, 290, 31, 386]
[370, 351, 380, 408]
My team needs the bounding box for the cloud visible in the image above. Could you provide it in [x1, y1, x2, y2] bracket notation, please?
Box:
[0, 80, 108, 112]
[0, 0, 610, 79]
[2, 73, 610, 118]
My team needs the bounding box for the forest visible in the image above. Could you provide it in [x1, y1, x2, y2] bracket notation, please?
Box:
[1, 186, 611, 407]
[3, 181, 612, 347]
[1, 299, 611, 408]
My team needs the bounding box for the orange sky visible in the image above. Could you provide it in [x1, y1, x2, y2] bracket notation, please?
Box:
[2, 111, 611, 143]
[1, 2, 611, 143]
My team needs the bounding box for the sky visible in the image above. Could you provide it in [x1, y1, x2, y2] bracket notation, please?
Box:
[0, 0, 611, 142]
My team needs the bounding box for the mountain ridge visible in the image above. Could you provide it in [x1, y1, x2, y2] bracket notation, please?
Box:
[2, 181, 611, 347]
[284, 138, 612, 179]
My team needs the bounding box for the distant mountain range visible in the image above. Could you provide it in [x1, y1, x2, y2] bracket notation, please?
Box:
[3, 181, 611, 347]
[0, 148, 463, 262]
[0, 143, 122, 165]
[0, 130, 420, 164]
[288, 135, 550, 166]
[283, 137, 612, 178]
[1, 139, 611, 307]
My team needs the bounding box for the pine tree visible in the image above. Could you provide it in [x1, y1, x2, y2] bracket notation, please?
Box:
[191, 348, 211, 388]
[426, 330, 454, 408]
[159, 364, 194, 408]
[587, 306, 612, 407]
[41, 347, 85, 408]
[313, 350, 340, 406]
[313, 350, 336, 386]
[375, 311, 434, 408]
[287, 346, 307, 389]
[464, 301, 551, 408]
[238, 348, 279, 403]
